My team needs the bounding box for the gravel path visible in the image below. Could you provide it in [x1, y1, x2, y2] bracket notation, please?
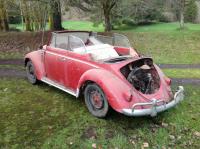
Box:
[0, 59, 200, 85]
[158, 64, 200, 69]
[0, 59, 24, 65]
[0, 59, 200, 69]
[0, 68, 200, 85]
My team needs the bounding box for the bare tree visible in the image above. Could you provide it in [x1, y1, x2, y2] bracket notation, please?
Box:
[0, 0, 9, 31]
[67, 0, 117, 31]
[49, 0, 63, 30]
[179, 0, 185, 29]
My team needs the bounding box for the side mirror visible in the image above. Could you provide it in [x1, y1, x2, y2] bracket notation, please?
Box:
[39, 45, 43, 50]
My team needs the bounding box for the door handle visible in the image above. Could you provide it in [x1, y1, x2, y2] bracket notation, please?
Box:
[59, 57, 67, 61]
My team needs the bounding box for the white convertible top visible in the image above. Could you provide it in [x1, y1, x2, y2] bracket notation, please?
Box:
[73, 44, 119, 60]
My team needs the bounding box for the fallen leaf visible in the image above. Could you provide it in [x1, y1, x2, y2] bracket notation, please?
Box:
[3, 88, 8, 92]
[161, 146, 166, 149]
[177, 136, 182, 140]
[131, 140, 135, 145]
[92, 143, 97, 149]
[194, 131, 200, 137]
[169, 135, 175, 140]
[143, 142, 149, 148]
[161, 122, 169, 127]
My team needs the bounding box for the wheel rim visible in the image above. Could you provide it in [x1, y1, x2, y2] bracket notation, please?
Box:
[27, 63, 36, 80]
[89, 89, 104, 110]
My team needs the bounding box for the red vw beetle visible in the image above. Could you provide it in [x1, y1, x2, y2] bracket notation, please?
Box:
[24, 31, 184, 117]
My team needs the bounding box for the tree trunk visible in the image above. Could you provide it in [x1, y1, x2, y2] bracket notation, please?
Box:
[21, 0, 32, 31]
[103, 4, 112, 32]
[179, 0, 185, 29]
[180, 10, 184, 29]
[49, 15, 54, 30]
[49, 0, 63, 30]
[0, 0, 9, 31]
[104, 12, 112, 31]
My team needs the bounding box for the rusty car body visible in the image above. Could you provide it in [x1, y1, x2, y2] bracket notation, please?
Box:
[24, 30, 184, 117]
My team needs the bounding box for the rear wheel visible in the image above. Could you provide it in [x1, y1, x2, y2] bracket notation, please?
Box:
[26, 61, 38, 84]
[84, 83, 109, 118]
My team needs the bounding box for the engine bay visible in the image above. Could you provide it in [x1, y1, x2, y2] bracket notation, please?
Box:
[120, 58, 160, 94]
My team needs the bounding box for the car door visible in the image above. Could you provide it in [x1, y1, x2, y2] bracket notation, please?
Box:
[44, 33, 69, 86]
[66, 35, 94, 90]
[44, 46, 58, 81]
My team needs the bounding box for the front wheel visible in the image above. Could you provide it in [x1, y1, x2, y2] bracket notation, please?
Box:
[26, 61, 38, 84]
[84, 83, 109, 118]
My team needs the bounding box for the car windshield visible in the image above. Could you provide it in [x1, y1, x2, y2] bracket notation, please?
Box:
[93, 33, 131, 48]
[50, 32, 134, 61]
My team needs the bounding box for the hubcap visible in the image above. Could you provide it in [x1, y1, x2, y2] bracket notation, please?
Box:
[90, 90, 103, 109]
[27, 64, 35, 80]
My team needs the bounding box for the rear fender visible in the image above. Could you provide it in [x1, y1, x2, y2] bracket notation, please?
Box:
[24, 50, 45, 80]
[77, 69, 133, 112]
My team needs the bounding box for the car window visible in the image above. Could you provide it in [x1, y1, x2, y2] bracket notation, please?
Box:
[113, 33, 131, 48]
[49, 32, 90, 50]
[50, 33, 56, 47]
[56, 34, 69, 50]
[49, 33, 68, 50]
[69, 35, 86, 54]
[93, 33, 131, 48]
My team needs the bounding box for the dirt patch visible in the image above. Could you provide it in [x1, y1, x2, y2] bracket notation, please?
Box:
[81, 126, 97, 140]
[105, 130, 114, 139]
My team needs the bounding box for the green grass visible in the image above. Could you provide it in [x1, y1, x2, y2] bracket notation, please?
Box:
[62, 21, 104, 32]
[163, 69, 200, 79]
[116, 22, 200, 32]
[9, 21, 104, 32]
[0, 78, 200, 148]
[9, 21, 200, 32]
[124, 31, 200, 64]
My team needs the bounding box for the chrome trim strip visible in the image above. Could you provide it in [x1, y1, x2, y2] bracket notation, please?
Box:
[45, 51, 99, 68]
[41, 77, 77, 97]
[122, 86, 184, 117]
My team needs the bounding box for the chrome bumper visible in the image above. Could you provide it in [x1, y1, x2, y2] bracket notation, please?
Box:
[122, 86, 184, 117]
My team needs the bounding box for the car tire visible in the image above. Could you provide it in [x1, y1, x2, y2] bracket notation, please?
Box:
[26, 61, 38, 84]
[84, 83, 109, 118]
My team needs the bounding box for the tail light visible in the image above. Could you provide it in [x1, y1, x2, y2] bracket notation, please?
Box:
[165, 77, 171, 85]
[123, 91, 133, 102]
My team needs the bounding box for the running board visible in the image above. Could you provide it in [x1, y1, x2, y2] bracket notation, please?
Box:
[41, 77, 77, 97]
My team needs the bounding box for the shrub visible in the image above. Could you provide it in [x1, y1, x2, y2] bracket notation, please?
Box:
[185, 0, 198, 23]
[121, 18, 136, 26]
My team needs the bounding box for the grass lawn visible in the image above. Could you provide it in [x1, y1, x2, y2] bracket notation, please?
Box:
[9, 21, 104, 32]
[0, 78, 199, 148]
[9, 21, 200, 32]
[116, 22, 200, 32]
[62, 21, 104, 32]
[163, 69, 200, 79]
[124, 31, 200, 64]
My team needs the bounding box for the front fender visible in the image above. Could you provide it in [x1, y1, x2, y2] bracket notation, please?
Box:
[77, 69, 134, 112]
[24, 50, 45, 80]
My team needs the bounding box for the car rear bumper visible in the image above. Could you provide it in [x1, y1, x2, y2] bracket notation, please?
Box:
[122, 86, 184, 117]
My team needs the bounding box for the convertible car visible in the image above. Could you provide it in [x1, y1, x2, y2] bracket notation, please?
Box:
[24, 31, 184, 117]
